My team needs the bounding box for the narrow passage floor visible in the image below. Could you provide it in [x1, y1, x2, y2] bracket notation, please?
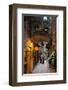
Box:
[32, 60, 55, 73]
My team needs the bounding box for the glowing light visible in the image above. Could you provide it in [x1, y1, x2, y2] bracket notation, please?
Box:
[25, 39, 34, 51]
[43, 16, 48, 20]
[34, 46, 39, 51]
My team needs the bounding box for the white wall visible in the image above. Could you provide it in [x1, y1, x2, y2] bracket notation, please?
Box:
[0, 0, 68, 90]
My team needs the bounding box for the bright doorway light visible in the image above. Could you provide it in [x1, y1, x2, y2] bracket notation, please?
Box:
[43, 16, 48, 20]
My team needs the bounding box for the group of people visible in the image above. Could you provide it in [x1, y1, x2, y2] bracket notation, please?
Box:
[38, 41, 48, 64]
